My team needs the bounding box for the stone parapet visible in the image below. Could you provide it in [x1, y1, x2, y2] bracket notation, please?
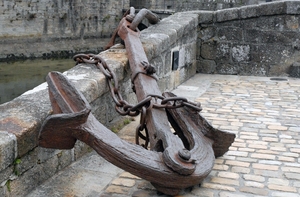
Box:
[197, 1, 300, 76]
[0, 12, 199, 196]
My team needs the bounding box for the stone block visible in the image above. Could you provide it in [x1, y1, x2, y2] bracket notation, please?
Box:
[0, 186, 4, 197]
[197, 11, 214, 24]
[56, 149, 74, 170]
[244, 29, 261, 43]
[141, 20, 178, 45]
[258, 1, 286, 16]
[8, 154, 60, 197]
[64, 65, 107, 103]
[217, 27, 243, 41]
[289, 62, 300, 78]
[15, 149, 38, 177]
[239, 63, 269, 76]
[164, 50, 172, 74]
[285, 1, 300, 14]
[37, 147, 60, 164]
[197, 60, 216, 74]
[0, 86, 51, 157]
[216, 8, 239, 22]
[150, 55, 165, 77]
[0, 166, 13, 185]
[251, 43, 292, 65]
[216, 42, 231, 62]
[240, 4, 259, 19]
[231, 44, 250, 63]
[91, 95, 108, 124]
[199, 26, 216, 42]
[0, 131, 16, 172]
[260, 31, 291, 44]
[216, 63, 238, 75]
[201, 41, 217, 60]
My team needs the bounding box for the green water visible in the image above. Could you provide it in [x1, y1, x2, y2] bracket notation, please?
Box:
[0, 59, 75, 104]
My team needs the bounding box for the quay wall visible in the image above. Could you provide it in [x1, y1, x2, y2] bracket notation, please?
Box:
[0, 0, 130, 61]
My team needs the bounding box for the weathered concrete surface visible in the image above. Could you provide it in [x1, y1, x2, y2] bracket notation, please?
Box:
[27, 73, 300, 196]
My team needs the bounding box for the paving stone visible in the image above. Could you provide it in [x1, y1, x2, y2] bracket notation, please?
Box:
[268, 184, 297, 192]
[243, 174, 265, 182]
[277, 156, 295, 162]
[119, 172, 141, 180]
[132, 190, 160, 197]
[251, 153, 276, 160]
[236, 157, 257, 163]
[219, 192, 248, 197]
[268, 125, 288, 130]
[190, 187, 214, 197]
[105, 185, 131, 194]
[254, 169, 281, 178]
[244, 181, 265, 188]
[225, 160, 250, 167]
[271, 191, 300, 197]
[231, 167, 251, 174]
[281, 167, 300, 173]
[210, 177, 240, 186]
[213, 164, 230, 171]
[268, 178, 289, 186]
[252, 163, 279, 171]
[111, 178, 136, 187]
[290, 148, 300, 154]
[218, 172, 240, 179]
[258, 160, 282, 166]
[239, 187, 269, 196]
[201, 183, 236, 192]
[256, 149, 278, 155]
[226, 151, 248, 157]
[238, 148, 255, 152]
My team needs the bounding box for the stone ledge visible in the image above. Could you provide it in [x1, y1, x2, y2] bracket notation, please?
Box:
[141, 12, 199, 60]
[0, 132, 16, 173]
[201, 1, 300, 23]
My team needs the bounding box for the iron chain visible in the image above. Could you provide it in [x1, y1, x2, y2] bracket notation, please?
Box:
[74, 53, 202, 147]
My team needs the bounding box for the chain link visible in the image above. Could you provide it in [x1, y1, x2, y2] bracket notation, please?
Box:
[73, 53, 202, 147]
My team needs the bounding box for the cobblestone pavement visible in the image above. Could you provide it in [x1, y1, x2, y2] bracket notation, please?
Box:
[28, 74, 300, 197]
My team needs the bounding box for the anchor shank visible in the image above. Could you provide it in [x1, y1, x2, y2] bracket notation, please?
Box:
[117, 18, 196, 175]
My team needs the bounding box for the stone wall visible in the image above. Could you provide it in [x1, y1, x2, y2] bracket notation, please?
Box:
[130, 0, 268, 11]
[0, 0, 130, 61]
[0, 12, 199, 197]
[197, 1, 300, 76]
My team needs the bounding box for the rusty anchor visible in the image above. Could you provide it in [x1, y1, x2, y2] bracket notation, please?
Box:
[39, 8, 235, 196]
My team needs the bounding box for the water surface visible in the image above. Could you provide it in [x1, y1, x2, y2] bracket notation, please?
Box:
[0, 59, 75, 104]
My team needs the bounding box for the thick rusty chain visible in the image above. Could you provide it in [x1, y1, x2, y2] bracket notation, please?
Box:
[73, 53, 202, 148]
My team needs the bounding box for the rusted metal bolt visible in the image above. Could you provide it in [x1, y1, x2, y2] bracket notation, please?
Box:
[141, 61, 156, 75]
[178, 149, 191, 161]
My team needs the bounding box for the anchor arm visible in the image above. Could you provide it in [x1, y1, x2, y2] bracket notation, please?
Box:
[38, 71, 214, 196]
